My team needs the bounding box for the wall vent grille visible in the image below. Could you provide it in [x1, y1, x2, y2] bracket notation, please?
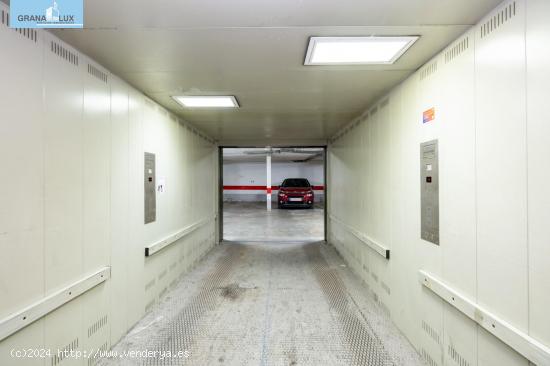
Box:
[481, 2, 516, 38]
[421, 349, 440, 366]
[51, 338, 79, 366]
[87, 64, 108, 83]
[88, 314, 108, 338]
[422, 320, 442, 345]
[1, 11, 38, 42]
[51, 41, 79, 66]
[87, 342, 108, 366]
[445, 37, 470, 63]
[448, 345, 470, 366]
[420, 61, 438, 81]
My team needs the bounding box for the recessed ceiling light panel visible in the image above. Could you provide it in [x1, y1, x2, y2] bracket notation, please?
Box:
[304, 36, 419, 65]
[172, 95, 239, 108]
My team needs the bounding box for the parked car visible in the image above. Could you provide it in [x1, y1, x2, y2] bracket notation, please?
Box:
[277, 178, 314, 209]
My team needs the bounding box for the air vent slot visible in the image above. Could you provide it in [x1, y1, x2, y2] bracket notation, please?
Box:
[481, 2, 516, 38]
[445, 37, 469, 63]
[51, 338, 79, 366]
[420, 61, 438, 81]
[448, 345, 470, 366]
[1, 10, 38, 42]
[88, 315, 108, 338]
[51, 41, 79, 66]
[87, 342, 108, 366]
[87, 64, 108, 83]
[421, 349, 440, 366]
[422, 320, 442, 345]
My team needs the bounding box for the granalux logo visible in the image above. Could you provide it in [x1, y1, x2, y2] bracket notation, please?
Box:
[10, 0, 83, 29]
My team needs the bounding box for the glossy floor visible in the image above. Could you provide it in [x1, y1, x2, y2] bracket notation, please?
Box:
[222, 201, 325, 242]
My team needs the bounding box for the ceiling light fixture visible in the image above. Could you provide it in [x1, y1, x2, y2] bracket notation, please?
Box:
[304, 36, 419, 65]
[172, 95, 239, 108]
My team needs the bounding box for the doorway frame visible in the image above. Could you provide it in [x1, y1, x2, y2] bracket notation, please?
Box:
[217, 145, 328, 243]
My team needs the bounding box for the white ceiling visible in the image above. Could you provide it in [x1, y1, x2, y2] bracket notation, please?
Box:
[43, 0, 502, 143]
[223, 147, 324, 163]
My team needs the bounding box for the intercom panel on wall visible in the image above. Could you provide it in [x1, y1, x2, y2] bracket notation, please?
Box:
[144, 152, 156, 224]
[421, 140, 439, 245]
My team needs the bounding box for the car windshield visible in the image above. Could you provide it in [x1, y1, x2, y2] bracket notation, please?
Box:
[282, 178, 310, 187]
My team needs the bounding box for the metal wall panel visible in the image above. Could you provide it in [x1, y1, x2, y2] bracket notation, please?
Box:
[420, 140, 439, 245]
[526, 0, 550, 350]
[43, 33, 85, 295]
[0, 4, 45, 324]
[144, 152, 156, 224]
[474, 1, 529, 364]
[0, 6, 218, 358]
[109, 78, 131, 345]
[327, 1, 548, 365]
[439, 28, 478, 366]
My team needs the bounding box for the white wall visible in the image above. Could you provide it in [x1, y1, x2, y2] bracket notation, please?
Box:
[223, 161, 324, 202]
[327, 0, 550, 365]
[0, 3, 218, 363]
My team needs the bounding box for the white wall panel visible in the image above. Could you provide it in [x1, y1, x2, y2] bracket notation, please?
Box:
[327, 1, 547, 365]
[109, 78, 130, 344]
[525, 0, 550, 350]
[82, 60, 111, 274]
[474, 1, 529, 363]
[439, 30, 478, 366]
[223, 161, 324, 202]
[0, 17, 45, 322]
[43, 34, 85, 294]
[0, 4, 218, 361]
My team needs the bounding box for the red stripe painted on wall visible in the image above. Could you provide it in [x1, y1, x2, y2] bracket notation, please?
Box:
[223, 185, 324, 191]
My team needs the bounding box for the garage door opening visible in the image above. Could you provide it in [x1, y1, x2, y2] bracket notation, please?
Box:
[220, 147, 326, 242]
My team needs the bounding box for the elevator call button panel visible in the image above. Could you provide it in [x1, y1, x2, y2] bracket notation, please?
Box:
[421, 140, 439, 245]
[144, 152, 156, 224]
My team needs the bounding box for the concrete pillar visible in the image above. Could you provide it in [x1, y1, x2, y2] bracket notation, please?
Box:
[266, 152, 272, 211]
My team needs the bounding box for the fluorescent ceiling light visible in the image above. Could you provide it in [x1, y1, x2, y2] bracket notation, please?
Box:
[304, 36, 419, 65]
[172, 95, 239, 108]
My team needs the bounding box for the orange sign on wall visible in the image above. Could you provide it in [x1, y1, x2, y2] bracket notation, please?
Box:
[423, 107, 435, 123]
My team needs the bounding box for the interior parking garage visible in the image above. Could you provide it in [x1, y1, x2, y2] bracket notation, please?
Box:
[221, 147, 325, 242]
[1, 0, 550, 365]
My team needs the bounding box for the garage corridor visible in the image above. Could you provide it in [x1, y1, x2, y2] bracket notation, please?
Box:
[2, 0, 550, 365]
[98, 242, 422, 366]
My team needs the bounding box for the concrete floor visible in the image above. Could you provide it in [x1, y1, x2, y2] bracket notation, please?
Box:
[99, 241, 424, 366]
[223, 201, 325, 242]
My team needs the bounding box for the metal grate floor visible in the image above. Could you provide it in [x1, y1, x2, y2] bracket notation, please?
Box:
[98, 242, 424, 366]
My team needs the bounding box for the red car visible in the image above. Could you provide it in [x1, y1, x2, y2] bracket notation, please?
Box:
[277, 178, 314, 209]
